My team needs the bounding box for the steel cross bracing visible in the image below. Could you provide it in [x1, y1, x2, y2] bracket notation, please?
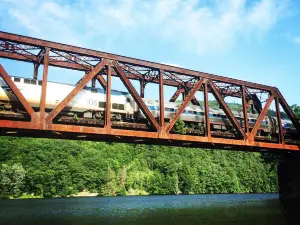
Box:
[0, 31, 299, 152]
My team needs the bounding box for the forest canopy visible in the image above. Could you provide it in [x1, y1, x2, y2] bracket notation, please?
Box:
[0, 137, 277, 198]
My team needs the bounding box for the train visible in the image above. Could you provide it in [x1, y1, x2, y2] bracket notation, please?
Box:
[0, 76, 297, 137]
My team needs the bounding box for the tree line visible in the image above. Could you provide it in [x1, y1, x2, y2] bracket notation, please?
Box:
[0, 137, 277, 198]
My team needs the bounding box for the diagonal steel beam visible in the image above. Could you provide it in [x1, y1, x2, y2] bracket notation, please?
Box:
[169, 88, 184, 102]
[276, 89, 300, 133]
[113, 60, 161, 131]
[251, 95, 274, 138]
[97, 74, 107, 88]
[165, 78, 205, 133]
[45, 60, 108, 124]
[0, 64, 35, 117]
[209, 80, 247, 139]
[191, 97, 201, 106]
[169, 87, 201, 106]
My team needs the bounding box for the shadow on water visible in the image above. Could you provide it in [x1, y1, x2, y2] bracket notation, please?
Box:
[0, 194, 300, 225]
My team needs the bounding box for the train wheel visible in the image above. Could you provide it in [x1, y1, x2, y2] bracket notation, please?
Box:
[93, 111, 103, 120]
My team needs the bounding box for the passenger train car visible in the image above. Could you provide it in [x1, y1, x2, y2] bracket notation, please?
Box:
[0, 76, 297, 137]
[0, 76, 137, 121]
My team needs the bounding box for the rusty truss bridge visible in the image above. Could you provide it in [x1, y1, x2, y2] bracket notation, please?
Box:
[0, 31, 299, 152]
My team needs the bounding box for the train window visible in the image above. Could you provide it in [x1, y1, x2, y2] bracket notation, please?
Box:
[24, 79, 31, 84]
[221, 115, 227, 119]
[126, 98, 131, 103]
[98, 102, 106, 108]
[91, 88, 97, 93]
[193, 111, 197, 115]
[112, 103, 125, 110]
[112, 103, 118, 109]
[200, 112, 205, 116]
[209, 113, 213, 117]
[118, 104, 125, 110]
[38, 81, 42, 86]
[170, 108, 175, 112]
[188, 110, 193, 114]
[14, 77, 20, 82]
[31, 80, 37, 85]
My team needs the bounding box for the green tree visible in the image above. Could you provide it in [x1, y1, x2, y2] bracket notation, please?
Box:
[173, 117, 186, 134]
[0, 163, 25, 197]
[291, 104, 300, 119]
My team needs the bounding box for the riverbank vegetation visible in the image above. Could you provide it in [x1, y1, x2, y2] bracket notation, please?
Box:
[0, 136, 278, 198]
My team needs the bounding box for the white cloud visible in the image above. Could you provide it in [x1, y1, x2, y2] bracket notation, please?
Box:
[0, 0, 292, 54]
[292, 36, 300, 44]
[281, 33, 300, 44]
[161, 62, 183, 68]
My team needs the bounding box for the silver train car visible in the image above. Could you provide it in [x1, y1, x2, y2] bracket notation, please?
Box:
[0, 76, 138, 121]
[0, 76, 297, 137]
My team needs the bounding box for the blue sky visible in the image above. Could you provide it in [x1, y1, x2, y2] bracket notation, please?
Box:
[0, 0, 300, 106]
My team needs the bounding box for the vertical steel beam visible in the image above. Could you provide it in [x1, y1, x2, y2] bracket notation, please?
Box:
[159, 69, 165, 128]
[91, 77, 96, 88]
[140, 80, 145, 98]
[0, 64, 35, 117]
[40, 47, 49, 116]
[46, 60, 107, 124]
[251, 95, 274, 138]
[204, 82, 211, 138]
[33, 63, 39, 80]
[105, 64, 111, 129]
[209, 80, 247, 139]
[182, 91, 186, 101]
[33, 49, 45, 80]
[113, 61, 161, 131]
[241, 86, 249, 134]
[275, 97, 284, 144]
[165, 78, 204, 133]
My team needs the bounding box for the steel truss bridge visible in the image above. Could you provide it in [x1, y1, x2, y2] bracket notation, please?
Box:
[0, 31, 299, 152]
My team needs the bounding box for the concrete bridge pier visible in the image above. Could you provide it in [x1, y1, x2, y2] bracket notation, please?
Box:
[277, 152, 300, 223]
[277, 152, 300, 205]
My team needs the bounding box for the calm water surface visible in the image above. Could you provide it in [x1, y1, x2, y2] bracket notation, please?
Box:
[0, 194, 297, 225]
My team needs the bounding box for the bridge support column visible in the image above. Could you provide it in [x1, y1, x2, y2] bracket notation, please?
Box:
[277, 152, 300, 206]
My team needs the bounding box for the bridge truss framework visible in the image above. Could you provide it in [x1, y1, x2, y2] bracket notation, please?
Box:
[0, 31, 299, 152]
